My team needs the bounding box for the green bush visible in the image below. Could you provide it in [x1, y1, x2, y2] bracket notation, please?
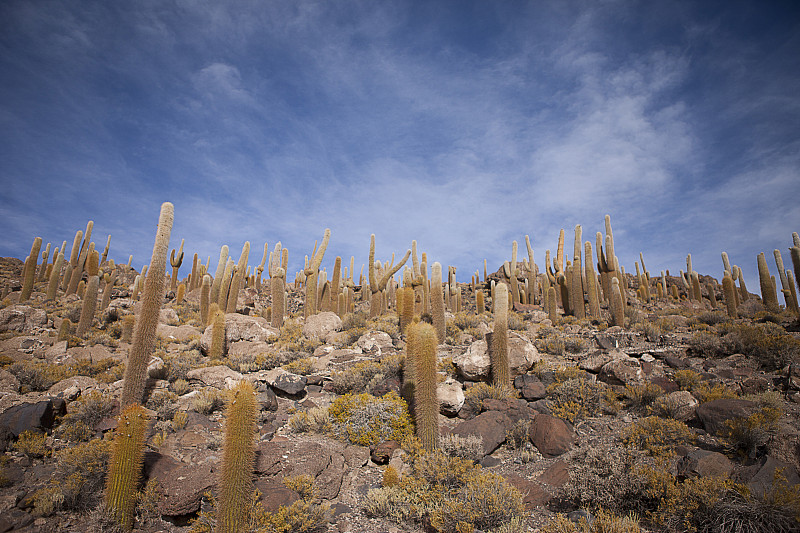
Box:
[327, 391, 412, 447]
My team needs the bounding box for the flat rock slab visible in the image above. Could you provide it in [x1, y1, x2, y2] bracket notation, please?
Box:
[0, 398, 66, 437]
[144, 452, 217, 516]
[255, 439, 347, 499]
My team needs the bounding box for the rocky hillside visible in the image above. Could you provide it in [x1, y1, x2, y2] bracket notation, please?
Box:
[0, 251, 799, 533]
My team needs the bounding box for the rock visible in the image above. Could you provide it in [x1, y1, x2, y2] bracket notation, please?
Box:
[302, 312, 342, 340]
[580, 350, 617, 373]
[147, 356, 166, 379]
[0, 399, 66, 437]
[657, 391, 698, 422]
[273, 372, 308, 396]
[451, 410, 512, 455]
[537, 460, 570, 488]
[255, 440, 346, 499]
[508, 332, 541, 376]
[505, 474, 551, 509]
[257, 387, 278, 412]
[356, 331, 393, 353]
[144, 452, 216, 516]
[255, 477, 300, 513]
[599, 357, 643, 386]
[157, 323, 201, 342]
[0, 369, 20, 394]
[0, 305, 47, 333]
[47, 376, 98, 399]
[696, 399, 759, 435]
[748, 456, 800, 497]
[371, 440, 400, 465]
[595, 335, 617, 350]
[43, 341, 68, 362]
[514, 374, 546, 400]
[677, 449, 734, 479]
[664, 355, 691, 369]
[186, 365, 243, 389]
[453, 340, 490, 380]
[529, 413, 574, 457]
[159, 308, 180, 325]
[437, 379, 464, 416]
[201, 314, 278, 353]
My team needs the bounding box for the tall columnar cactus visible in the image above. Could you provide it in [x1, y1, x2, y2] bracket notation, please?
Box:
[734, 265, 749, 301]
[20, 237, 42, 301]
[105, 404, 148, 531]
[431, 262, 446, 342]
[255, 242, 268, 292]
[330, 256, 342, 312]
[211, 245, 229, 304]
[304, 229, 331, 317]
[722, 274, 738, 318]
[476, 289, 485, 314]
[610, 277, 624, 327]
[46, 252, 65, 301]
[584, 242, 600, 319]
[367, 234, 410, 318]
[791, 247, 800, 310]
[218, 380, 257, 533]
[188, 253, 199, 292]
[491, 282, 510, 387]
[210, 307, 226, 359]
[67, 220, 93, 295]
[525, 235, 537, 305]
[169, 239, 184, 293]
[509, 241, 519, 306]
[76, 250, 100, 337]
[120, 202, 173, 408]
[773, 249, 798, 314]
[100, 269, 117, 312]
[218, 259, 235, 309]
[398, 286, 415, 333]
[547, 285, 558, 323]
[408, 321, 439, 452]
[100, 235, 111, 264]
[226, 242, 250, 313]
[757, 252, 780, 311]
[37, 242, 50, 281]
[691, 272, 702, 305]
[200, 274, 212, 326]
[271, 267, 286, 328]
[62, 230, 82, 292]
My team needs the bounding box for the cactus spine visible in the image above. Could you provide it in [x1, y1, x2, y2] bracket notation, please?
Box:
[120, 202, 173, 408]
[408, 321, 439, 451]
[218, 380, 257, 533]
[491, 282, 510, 387]
[76, 250, 100, 337]
[105, 404, 148, 531]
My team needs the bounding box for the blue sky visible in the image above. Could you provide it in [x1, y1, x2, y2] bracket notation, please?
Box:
[1, 1, 799, 298]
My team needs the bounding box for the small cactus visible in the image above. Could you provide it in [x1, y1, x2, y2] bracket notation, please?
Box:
[105, 404, 148, 531]
[408, 321, 439, 451]
[491, 282, 510, 387]
[169, 239, 184, 293]
[218, 380, 257, 533]
[200, 274, 211, 326]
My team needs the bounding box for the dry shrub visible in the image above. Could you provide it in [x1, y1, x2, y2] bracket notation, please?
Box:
[462, 383, 517, 415]
[721, 322, 800, 370]
[623, 416, 696, 457]
[625, 382, 665, 412]
[541, 509, 643, 533]
[549, 378, 619, 423]
[326, 391, 412, 447]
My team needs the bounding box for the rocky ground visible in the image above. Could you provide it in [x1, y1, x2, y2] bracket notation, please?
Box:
[0, 256, 799, 532]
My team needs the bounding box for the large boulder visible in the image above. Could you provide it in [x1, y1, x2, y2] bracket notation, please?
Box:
[508, 332, 541, 375]
[657, 390, 698, 422]
[0, 305, 47, 333]
[599, 357, 644, 386]
[528, 413, 575, 457]
[186, 365, 243, 389]
[696, 398, 759, 435]
[201, 313, 278, 353]
[356, 331, 393, 354]
[302, 312, 342, 340]
[677, 449, 734, 479]
[144, 452, 216, 517]
[437, 379, 465, 416]
[451, 410, 512, 456]
[453, 340, 490, 380]
[0, 369, 20, 394]
[0, 398, 67, 437]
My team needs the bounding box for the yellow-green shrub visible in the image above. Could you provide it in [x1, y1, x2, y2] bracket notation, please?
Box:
[327, 391, 412, 446]
[623, 416, 695, 457]
[13, 430, 49, 458]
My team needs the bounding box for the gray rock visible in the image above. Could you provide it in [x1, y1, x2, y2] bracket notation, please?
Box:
[302, 312, 342, 340]
[453, 340, 490, 380]
[437, 378, 465, 416]
[696, 399, 759, 435]
[0, 398, 66, 437]
[0, 305, 47, 333]
[186, 365, 243, 389]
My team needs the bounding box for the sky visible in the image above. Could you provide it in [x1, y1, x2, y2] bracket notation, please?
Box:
[1, 0, 799, 300]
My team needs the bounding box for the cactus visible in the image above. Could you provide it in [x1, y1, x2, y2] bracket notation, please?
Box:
[610, 277, 624, 327]
[367, 234, 410, 317]
[547, 285, 557, 323]
[46, 252, 65, 301]
[491, 282, 510, 387]
[200, 274, 211, 325]
[67, 221, 93, 295]
[722, 274, 738, 318]
[691, 272, 702, 304]
[210, 245, 229, 303]
[398, 286, 415, 333]
[58, 318, 72, 342]
[19, 237, 42, 301]
[120, 202, 173, 408]
[100, 269, 117, 311]
[226, 242, 249, 313]
[791, 247, 800, 310]
[76, 250, 100, 337]
[304, 229, 331, 317]
[584, 242, 600, 319]
[431, 262, 446, 342]
[271, 267, 286, 328]
[105, 404, 148, 531]
[169, 239, 184, 293]
[217, 380, 257, 533]
[218, 258, 235, 309]
[210, 307, 226, 359]
[176, 283, 185, 304]
[37, 242, 50, 281]
[757, 252, 780, 311]
[256, 242, 268, 292]
[476, 289, 485, 314]
[408, 322, 439, 452]
[188, 253, 199, 291]
[330, 256, 342, 311]
[62, 230, 82, 292]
